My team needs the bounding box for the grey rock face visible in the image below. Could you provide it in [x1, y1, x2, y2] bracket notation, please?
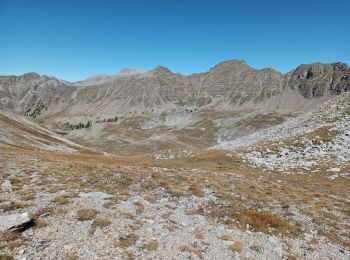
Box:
[287, 62, 350, 98]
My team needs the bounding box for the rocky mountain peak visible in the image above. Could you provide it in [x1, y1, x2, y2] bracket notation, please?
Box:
[209, 60, 248, 72]
[74, 68, 143, 86]
[21, 72, 41, 80]
[331, 62, 349, 71]
[150, 65, 173, 74]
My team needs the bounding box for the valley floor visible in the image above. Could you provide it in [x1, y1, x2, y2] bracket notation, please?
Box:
[1, 146, 349, 259]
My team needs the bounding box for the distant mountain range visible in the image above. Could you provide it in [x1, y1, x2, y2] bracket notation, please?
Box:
[73, 68, 144, 86]
[0, 60, 349, 125]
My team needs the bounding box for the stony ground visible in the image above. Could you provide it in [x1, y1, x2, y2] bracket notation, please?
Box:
[218, 92, 350, 173]
[0, 146, 349, 259]
[1, 93, 350, 259]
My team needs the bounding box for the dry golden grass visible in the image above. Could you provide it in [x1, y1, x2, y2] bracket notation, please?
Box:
[133, 202, 145, 214]
[28, 212, 49, 229]
[180, 244, 196, 253]
[53, 196, 69, 205]
[179, 243, 204, 258]
[114, 234, 138, 248]
[143, 192, 157, 203]
[193, 228, 205, 240]
[0, 253, 14, 260]
[53, 192, 78, 205]
[0, 232, 24, 250]
[93, 215, 111, 227]
[1, 143, 349, 248]
[235, 211, 296, 234]
[303, 127, 338, 143]
[124, 250, 135, 260]
[34, 219, 48, 229]
[77, 208, 99, 221]
[229, 241, 243, 252]
[0, 201, 28, 212]
[144, 240, 158, 251]
[66, 252, 79, 260]
[21, 192, 36, 201]
[189, 183, 204, 197]
[219, 234, 232, 241]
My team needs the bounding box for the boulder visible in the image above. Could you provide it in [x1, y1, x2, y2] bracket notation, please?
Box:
[1, 180, 12, 192]
[0, 212, 32, 232]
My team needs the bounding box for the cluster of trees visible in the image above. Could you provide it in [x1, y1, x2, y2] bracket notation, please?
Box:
[184, 108, 197, 113]
[63, 120, 92, 130]
[62, 115, 119, 131]
[25, 101, 48, 118]
[95, 116, 118, 123]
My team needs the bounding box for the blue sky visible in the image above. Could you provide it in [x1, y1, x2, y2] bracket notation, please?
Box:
[0, 0, 349, 81]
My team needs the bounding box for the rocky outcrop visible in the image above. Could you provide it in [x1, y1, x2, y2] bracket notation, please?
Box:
[287, 62, 350, 98]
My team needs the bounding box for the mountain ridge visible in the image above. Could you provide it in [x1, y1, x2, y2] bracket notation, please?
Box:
[0, 60, 349, 124]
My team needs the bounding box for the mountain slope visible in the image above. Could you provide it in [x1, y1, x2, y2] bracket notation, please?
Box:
[0, 111, 81, 151]
[217, 91, 350, 171]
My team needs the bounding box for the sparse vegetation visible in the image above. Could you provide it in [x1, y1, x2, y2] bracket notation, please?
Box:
[114, 234, 138, 248]
[219, 234, 232, 241]
[0, 201, 28, 212]
[124, 250, 135, 260]
[0, 253, 15, 260]
[133, 202, 145, 214]
[0, 232, 24, 250]
[93, 215, 111, 227]
[193, 228, 204, 239]
[21, 192, 36, 201]
[34, 218, 48, 229]
[229, 241, 243, 252]
[77, 208, 99, 221]
[53, 192, 77, 205]
[144, 240, 158, 251]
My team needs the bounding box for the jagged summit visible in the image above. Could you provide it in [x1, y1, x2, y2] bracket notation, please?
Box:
[208, 59, 248, 71]
[148, 65, 173, 74]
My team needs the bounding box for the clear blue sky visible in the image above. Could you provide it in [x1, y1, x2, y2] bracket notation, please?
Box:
[0, 0, 349, 81]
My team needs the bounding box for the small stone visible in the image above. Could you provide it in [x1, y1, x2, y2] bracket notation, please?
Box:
[1, 180, 12, 192]
[94, 228, 103, 237]
[50, 227, 58, 233]
[329, 167, 340, 173]
[64, 244, 73, 250]
[145, 219, 155, 224]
